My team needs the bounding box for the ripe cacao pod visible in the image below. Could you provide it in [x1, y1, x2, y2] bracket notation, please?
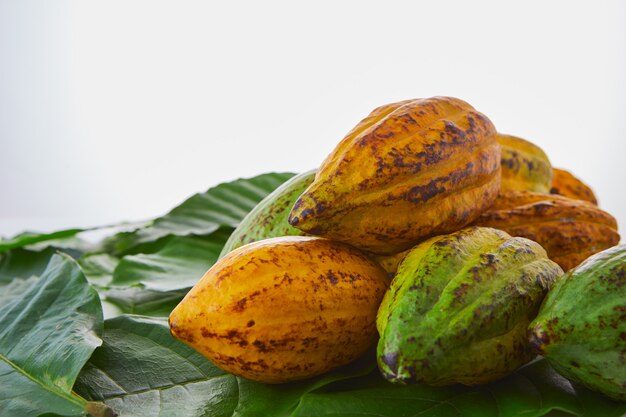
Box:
[377, 227, 563, 386]
[219, 170, 315, 258]
[373, 250, 410, 278]
[289, 96, 501, 254]
[550, 168, 598, 205]
[529, 245, 626, 400]
[169, 236, 389, 383]
[473, 191, 619, 270]
[498, 134, 552, 193]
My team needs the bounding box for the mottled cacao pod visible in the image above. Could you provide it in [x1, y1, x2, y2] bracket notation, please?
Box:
[473, 191, 619, 270]
[550, 168, 598, 205]
[377, 227, 563, 386]
[529, 245, 626, 400]
[219, 170, 315, 258]
[170, 236, 389, 383]
[498, 134, 552, 193]
[373, 250, 410, 278]
[289, 96, 501, 254]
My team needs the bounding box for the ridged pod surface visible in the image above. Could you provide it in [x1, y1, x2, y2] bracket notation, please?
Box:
[550, 168, 598, 205]
[377, 227, 563, 386]
[289, 96, 501, 254]
[529, 245, 626, 400]
[219, 170, 316, 258]
[169, 236, 389, 383]
[473, 191, 619, 270]
[498, 134, 552, 193]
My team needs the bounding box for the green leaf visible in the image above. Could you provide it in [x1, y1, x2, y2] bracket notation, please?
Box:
[106, 172, 295, 255]
[0, 253, 107, 417]
[0, 247, 57, 282]
[74, 315, 237, 417]
[0, 228, 84, 253]
[111, 229, 230, 291]
[0, 247, 58, 304]
[73, 315, 373, 417]
[103, 286, 189, 318]
[70, 313, 626, 417]
[26, 235, 96, 258]
[79, 253, 120, 287]
[290, 359, 626, 417]
[98, 230, 231, 317]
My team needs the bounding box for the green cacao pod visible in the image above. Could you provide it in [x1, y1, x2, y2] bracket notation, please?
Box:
[219, 170, 316, 258]
[498, 134, 553, 193]
[529, 245, 626, 401]
[377, 227, 563, 386]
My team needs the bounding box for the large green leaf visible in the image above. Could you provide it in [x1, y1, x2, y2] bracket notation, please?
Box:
[97, 230, 230, 317]
[111, 229, 230, 291]
[106, 172, 295, 255]
[0, 247, 57, 283]
[103, 286, 189, 318]
[26, 235, 96, 258]
[0, 247, 58, 305]
[290, 360, 626, 417]
[79, 253, 120, 287]
[72, 313, 626, 417]
[74, 315, 372, 417]
[0, 253, 108, 417]
[0, 228, 84, 253]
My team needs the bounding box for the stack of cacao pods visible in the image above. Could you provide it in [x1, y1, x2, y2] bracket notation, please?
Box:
[169, 97, 625, 401]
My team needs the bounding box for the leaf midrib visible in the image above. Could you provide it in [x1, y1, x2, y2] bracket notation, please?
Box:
[0, 352, 85, 408]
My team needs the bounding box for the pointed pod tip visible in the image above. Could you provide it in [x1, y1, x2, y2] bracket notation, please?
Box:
[288, 194, 323, 234]
[288, 195, 305, 226]
[378, 350, 406, 383]
[528, 323, 549, 355]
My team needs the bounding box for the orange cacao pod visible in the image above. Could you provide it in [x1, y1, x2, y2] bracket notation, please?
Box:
[473, 191, 619, 270]
[498, 134, 552, 193]
[289, 96, 501, 254]
[550, 168, 598, 205]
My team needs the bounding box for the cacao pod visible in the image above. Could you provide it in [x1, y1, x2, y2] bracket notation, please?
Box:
[169, 236, 389, 383]
[377, 227, 563, 386]
[473, 191, 619, 270]
[529, 245, 626, 400]
[219, 170, 315, 258]
[373, 250, 410, 278]
[550, 167, 598, 205]
[289, 96, 501, 254]
[498, 133, 552, 193]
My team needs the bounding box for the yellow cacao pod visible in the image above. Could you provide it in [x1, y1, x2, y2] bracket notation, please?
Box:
[473, 191, 619, 270]
[289, 96, 501, 254]
[373, 250, 411, 277]
[497, 134, 552, 193]
[550, 168, 598, 205]
[169, 236, 389, 383]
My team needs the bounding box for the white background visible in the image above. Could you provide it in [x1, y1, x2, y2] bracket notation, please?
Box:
[1, 1, 625, 238]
